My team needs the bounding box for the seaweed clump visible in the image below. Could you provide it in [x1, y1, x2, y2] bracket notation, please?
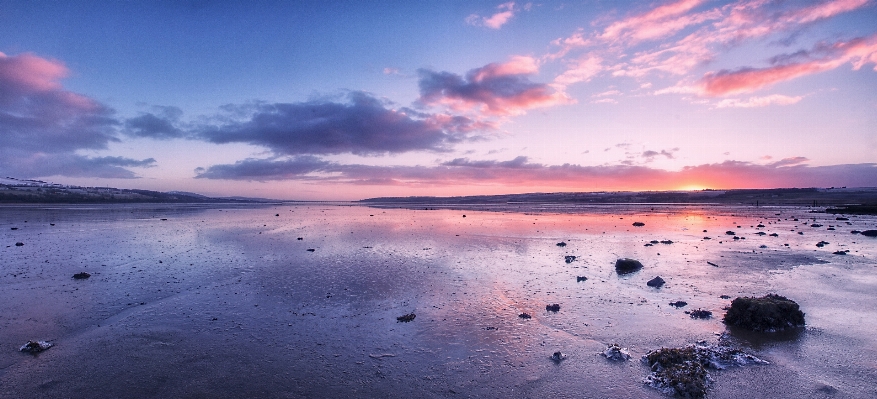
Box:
[723, 294, 805, 332]
[643, 341, 767, 398]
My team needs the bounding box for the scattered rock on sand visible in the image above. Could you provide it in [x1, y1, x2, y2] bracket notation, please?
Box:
[769, 233, 779, 237]
[545, 304, 560, 312]
[660, 240, 673, 244]
[647, 276, 665, 288]
[576, 276, 588, 282]
[550, 351, 567, 363]
[615, 258, 644, 274]
[518, 312, 532, 319]
[20, 341, 53, 353]
[833, 250, 849, 255]
[396, 313, 416, 322]
[72, 272, 91, 279]
[306, 248, 315, 252]
[687, 309, 712, 319]
[632, 222, 645, 227]
[602, 344, 631, 361]
[669, 301, 688, 308]
[723, 294, 805, 332]
[564, 255, 577, 263]
[15, 242, 24, 246]
[556, 242, 567, 247]
[861, 230, 877, 237]
[643, 341, 767, 398]
[816, 241, 829, 247]
[725, 231, 736, 235]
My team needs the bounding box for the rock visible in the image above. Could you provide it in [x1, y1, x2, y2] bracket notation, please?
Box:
[306, 248, 315, 252]
[72, 272, 91, 279]
[556, 241, 567, 247]
[576, 276, 588, 282]
[732, 236, 740, 240]
[647, 276, 665, 288]
[15, 242, 24, 246]
[643, 341, 767, 398]
[615, 258, 643, 274]
[687, 309, 712, 319]
[725, 231, 736, 235]
[723, 294, 805, 332]
[810, 224, 822, 227]
[757, 224, 765, 228]
[707, 261, 718, 267]
[669, 301, 688, 308]
[861, 230, 877, 237]
[545, 304, 560, 312]
[702, 237, 711, 240]
[660, 240, 673, 244]
[769, 233, 779, 237]
[835, 217, 849, 221]
[833, 250, 848, 255]
[816, 241, 829, 247]
[10, 227, 17, 230]
[650, 240, 660, 244]
[644, 243, 653, 246]
[759, 245, 767, 248]
[550, 351, 567, 363]
[564, 255, 577, 263]
[518, 312, 532, 319]
[20, 340, 53, 353]
[396, 313, 416, 322]
[632, 222, 645, 227]
[602, 344, 631, 361]
[756, 232, 766, 236]
[297, 237, 303, 240]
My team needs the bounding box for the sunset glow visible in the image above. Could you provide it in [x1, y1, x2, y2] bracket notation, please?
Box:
[1, 1, 876, 200]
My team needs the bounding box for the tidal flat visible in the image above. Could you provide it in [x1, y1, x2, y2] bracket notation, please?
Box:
[1, 204, 876, 398]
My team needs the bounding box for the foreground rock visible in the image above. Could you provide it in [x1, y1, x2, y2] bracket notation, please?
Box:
[643, 340, 767, 398]
[861, 230, 877, 237]
[20, 341, 53, 353]
[723, 294, 805, 332]
[602, 343, 631, 361]
[615, 258, 643, 274]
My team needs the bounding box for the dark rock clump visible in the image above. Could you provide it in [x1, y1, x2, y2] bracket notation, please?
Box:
[660, 240, 673, 244]
[615, 258, 643, 274]
[725, 231, 736, 235]
[576, 276, 588, 282]
[816, 241, 829, 247]
[669, 301, 688, 308]
[15, 242, 24, 246]
[643, 342, 767, 398]
[688, 309, 712, 319]
[861, 230, 877, 237]
[306, 248, 315, 252]
[564, 255, 576, 263]
[647, 276, 665, 288]
[835, 217, 849, 221]
[632, 222, 645, 227]
[397, 313, 416, 322]
[556, 242, 567, 247]
[769, 233, 779, 237]
[833, 250, 848, 255]
[723, 294, 805, 332]
[73, 272, 91, 280]
[518, 312, 532, 319]
[550, 351, 567, 363]
[545, 304, 560, 312]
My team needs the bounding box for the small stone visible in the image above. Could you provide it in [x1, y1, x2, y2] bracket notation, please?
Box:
[518, 312, 532, 319]
[832, 251, 847, 255]
[306, 248, 315, 252]
[688, 309, 712, 319]
[564, 255, 576, 263]
[73, 272, 91, 279]
[769, 233, 779, 237]
[556, 242, 567, 247]
[545, 304, 560, 312]
[725, 231, 736, 235]
[576, 276, 588, 282]
[15, 242, 24, 246]
[550, 351, 567, 363]
[632, 222, 645, 227]
[669, 301, 688, 308]
[647, 276, 665, 288]
[861, 230, 877, 237]
[20, 340, 53, 353]
[396, 313, 416, 322]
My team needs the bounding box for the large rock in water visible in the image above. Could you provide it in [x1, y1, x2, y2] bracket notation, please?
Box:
[615, 258, 643, 274]
[723, 294, 805, 332]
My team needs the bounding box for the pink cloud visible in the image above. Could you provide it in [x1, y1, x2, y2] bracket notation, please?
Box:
[418, 57, 572, 116]
[600, 0, 710, 43]
[466, 2, 520, 30]
[701, 34, 877, 96]
[714, 94, 803, 108]
[0, 52, 68, 94]
[553, 55, 603, 86]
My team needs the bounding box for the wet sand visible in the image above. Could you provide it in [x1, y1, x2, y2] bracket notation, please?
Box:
[1, 204, 876, 398]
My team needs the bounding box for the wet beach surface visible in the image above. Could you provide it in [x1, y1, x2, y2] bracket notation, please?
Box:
[1, 204, 876, 398]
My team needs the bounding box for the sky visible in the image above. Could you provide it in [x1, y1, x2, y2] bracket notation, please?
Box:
[1, 0, 877, 200]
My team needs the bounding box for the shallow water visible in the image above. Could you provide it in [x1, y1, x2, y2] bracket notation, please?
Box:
[1, 204, 876, 398]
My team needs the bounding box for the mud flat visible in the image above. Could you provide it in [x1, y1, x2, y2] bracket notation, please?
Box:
[1, 204, 876, 398]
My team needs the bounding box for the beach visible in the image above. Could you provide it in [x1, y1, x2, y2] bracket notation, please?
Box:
[2, 204, 876, 398]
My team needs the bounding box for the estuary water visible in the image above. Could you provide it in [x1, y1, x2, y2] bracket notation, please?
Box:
[1, 203, 876, 398]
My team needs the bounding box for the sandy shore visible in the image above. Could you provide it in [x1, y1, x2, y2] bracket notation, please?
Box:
[2, 204, 876, 398]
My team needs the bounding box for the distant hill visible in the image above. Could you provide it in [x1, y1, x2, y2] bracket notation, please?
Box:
[360, 187, 877, 208]
[0, 177, 278, 204]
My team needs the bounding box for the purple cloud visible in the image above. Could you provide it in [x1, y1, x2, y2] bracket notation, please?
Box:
[196, 91, 489, 156]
